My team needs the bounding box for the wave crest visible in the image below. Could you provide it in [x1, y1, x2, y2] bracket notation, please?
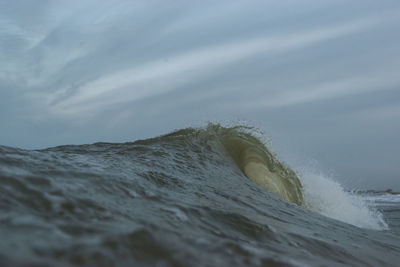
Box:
[156, 124, 304, 205]
[216, 125, 304, 206]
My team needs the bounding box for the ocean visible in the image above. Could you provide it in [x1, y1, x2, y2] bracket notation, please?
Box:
[0, 124, 399, 266]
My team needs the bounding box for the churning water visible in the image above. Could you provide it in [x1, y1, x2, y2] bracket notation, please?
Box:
[0, 124, 399, 266]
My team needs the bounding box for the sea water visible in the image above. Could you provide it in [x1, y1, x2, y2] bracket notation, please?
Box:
[0, 124, 399, 266]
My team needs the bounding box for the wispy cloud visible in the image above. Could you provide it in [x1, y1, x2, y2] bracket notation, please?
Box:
[248, 72, 400, 109]
[45, 19, 377, 117]
[345, 102, 400, 121]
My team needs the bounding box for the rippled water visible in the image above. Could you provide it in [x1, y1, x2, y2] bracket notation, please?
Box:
[0, 125, 399, 266]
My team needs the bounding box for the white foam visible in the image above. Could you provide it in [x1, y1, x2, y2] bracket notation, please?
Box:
[297, 169, 388, 230]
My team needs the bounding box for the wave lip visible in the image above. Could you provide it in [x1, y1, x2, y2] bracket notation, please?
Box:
[213, 125, 304, 206]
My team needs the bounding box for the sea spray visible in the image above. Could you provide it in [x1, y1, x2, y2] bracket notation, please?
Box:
[297, 167, 388, 230]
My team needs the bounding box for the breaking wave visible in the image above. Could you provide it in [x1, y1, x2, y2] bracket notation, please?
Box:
[0, 123, 396, 266]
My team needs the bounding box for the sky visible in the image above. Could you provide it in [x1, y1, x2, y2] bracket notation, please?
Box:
[1, 0, 399, 190]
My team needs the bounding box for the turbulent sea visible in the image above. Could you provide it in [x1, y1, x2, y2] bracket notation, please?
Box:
[0, 124, 399, 266]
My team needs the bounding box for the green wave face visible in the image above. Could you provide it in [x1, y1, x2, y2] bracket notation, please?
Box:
[144, 124, 304, 205]
[216, 125, 304, 206]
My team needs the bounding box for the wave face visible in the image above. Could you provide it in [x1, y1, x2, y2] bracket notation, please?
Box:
[219, 126, 303, 205]
[0, 124, 399, 266]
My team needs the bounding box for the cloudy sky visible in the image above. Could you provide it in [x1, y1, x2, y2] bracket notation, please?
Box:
[1, 0, 399, 190]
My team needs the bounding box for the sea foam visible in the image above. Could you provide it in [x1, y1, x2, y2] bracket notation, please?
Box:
[297, 168, 388, 230]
